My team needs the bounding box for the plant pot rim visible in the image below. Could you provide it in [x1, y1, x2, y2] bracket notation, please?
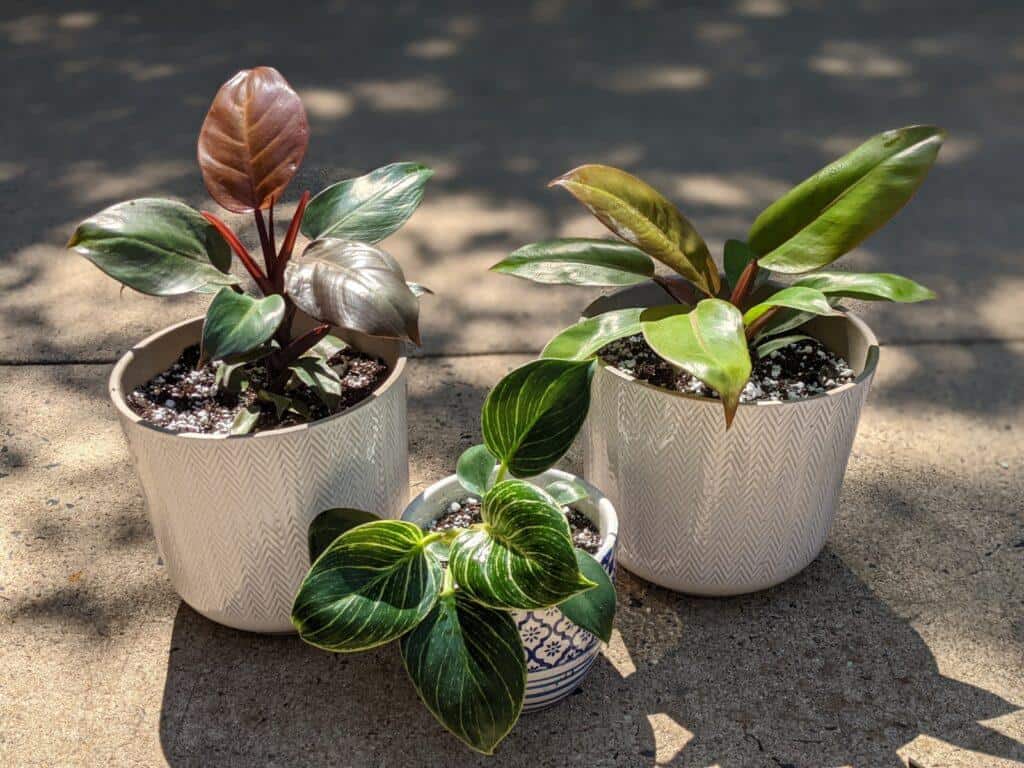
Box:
[585, 285, 880, 411]
[108, 315, 408, 440]
[403, 468, 619, 563]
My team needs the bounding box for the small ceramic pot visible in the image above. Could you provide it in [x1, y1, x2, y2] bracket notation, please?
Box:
[581, 282, 878, 596]
[109, 316, 409, 633]
[402, 469, 619, 712]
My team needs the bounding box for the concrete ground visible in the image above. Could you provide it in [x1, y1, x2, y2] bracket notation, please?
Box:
[1, 1, 1021, 766]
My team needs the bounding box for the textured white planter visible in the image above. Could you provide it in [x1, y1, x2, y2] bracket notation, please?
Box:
[581, 282, 878, 596]
[109, 317, 409, 633]
[402, 470, 618, 712]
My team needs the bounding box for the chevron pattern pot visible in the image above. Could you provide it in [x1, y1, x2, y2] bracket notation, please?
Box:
[109, 317, 409, 633]
[580, 282, 878, 596]
[401, 470, 618, 712]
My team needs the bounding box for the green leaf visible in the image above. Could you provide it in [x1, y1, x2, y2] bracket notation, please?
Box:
[750, 309, 815, 341]
[301, 162, 433, 243]
[641, 300, 752, 427]
[200, 288, 285, 362]
[400, 593, 525, 755]
[550, 164, 720, 296]
[288, 356, 342, 408]
[723, 239, 756, 292]
[284, 238, 421, 344]
[481, 359, 594, 477]
[307, 508, 380, 562]
[257, 389, 309, 420]
[540, 308, 644, 362]
[750, 126, 945, 273]
[292, 520, 442, 652]
[229, 404, 260, 435]
[449, 480, 595, 610]
[557, 550, 615, 643]
[794, 271, 936, 302]
[742, 286, 841, 326]
[68, 198, 236, 295]
[490, 239, 655, 286]
[457, 444, 497, 496]
[754, 334, 813, 358]
[545, 479, 588, 506]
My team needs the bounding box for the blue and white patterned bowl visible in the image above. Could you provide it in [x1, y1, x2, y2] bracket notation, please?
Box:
[401, 469, 619, 713]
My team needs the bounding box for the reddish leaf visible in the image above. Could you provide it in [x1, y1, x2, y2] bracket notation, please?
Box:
[198, 67, 309, 213]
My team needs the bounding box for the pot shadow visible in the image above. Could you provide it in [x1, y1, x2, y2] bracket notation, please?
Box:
[157, 550, 1020, 767]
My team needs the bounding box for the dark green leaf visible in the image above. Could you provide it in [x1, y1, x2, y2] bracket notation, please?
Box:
[258, 389, 308, 420]
[456, 444, 497, 496]
[742, 286, 841, 326]
[401, 593, 525, 755]
[540, 308, 644, 362]
[301, 162, 433, 243]
[68, 198, 236, 295]
[557, 550, 615, 643]
[750, 308, 815, 341]
[754, 334, 813, 358]
[449, 480, 595, 610]
[751, 126, 945, 272]
[481, 359, 594, 477]
[550, 164, 719, 296]
[794, 271, 936, 302]
[288, 356, 342, 408]
[641, 300, 751, 427]
[284, 238, 421, 344]
[309, 334, 347, 359]
[545, 479, 588, 506]
[201, 288, 285, 362]
[723, 239, 756, 292]
[292, 520, 442, 651]
[229, 404, 260, 435]
[307, 508, 380, 562]
[490, 239, 655, 286]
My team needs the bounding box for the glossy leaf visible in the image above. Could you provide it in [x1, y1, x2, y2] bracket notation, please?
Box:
[540, 308, 644, 362]
[641, 300, 751, 427]
[309, 333, 347, 360]
[292, 520, 442, 652]
[751, 126, 944, 272]
[750, 308, 815, 341]
[550, 164, 720, 295]
[198, 66, 309, 212]
[742, 286, 841, 326]
[301, 162, 433, 243]
[288, 356, 342, 408]
[68, 198, 236, 295]
[794, 271, 936, 302]
[258, 389, 308, 420]
[200, 288, 285, 362]
[307, 508, 380, 562]
[490, 238, 655, 286]
[723, 239, 757, 292]
[481, 359, 594, 477]
[449, 480, 595, 611]
[400, 593, 525, 755]
[230, 405, 260, 435]
[456, 444, 497, 496]
[407, 282, 433, 298]
[214, 344, 273, 392]
[754, 334, 813, 358]
[545, 479, 588, 506]
[557, 550, 615, 643]
[284, 238, 421, 344]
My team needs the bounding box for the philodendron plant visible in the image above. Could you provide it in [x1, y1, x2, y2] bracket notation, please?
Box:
[492, 125, 944, 426]
[292, 356, 612, 754]
[68, 66, 432, 433]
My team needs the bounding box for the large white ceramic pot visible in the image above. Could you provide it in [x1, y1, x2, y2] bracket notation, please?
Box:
[401, 469, 618, 712]
[109, 316, 409, 633]
[581, 282, 878, 596]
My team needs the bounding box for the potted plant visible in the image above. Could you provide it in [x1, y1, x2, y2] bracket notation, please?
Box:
[71, 66, 434, 632]
[293, 357, 618, 754]
[491, 125, 943, 595]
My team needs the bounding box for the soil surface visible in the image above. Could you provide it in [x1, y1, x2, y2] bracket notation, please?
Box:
[600, 334, 856, 402]
[429, 495, 603, 554]
[125, 344, 388, 435]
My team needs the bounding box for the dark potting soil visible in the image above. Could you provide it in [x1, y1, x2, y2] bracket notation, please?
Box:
[125, 344, 388, 435]
[599, 334, 856, 403]
[429, 496, 603, 554]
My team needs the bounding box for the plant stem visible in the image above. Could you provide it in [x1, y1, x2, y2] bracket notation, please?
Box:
[652, 274, 692, 306]
[267, 201, 275, 262]
[274, 190, 311, 285]
[254, 208, 276, 277]
[266, 323, 330, 392]
[744, 306, 780, 341]
[439, 567, 455, 598]
[729, 259, 759, 309]
[495, 461, 509, 484]
[201, 211, 273, 295]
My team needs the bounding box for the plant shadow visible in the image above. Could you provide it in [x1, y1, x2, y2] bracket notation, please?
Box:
[157, 550, 1021, 767]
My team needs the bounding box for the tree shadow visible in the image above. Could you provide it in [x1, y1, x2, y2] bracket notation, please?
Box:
[157, 551, 1020, 767]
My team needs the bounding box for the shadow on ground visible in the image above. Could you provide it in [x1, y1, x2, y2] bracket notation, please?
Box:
[157, 552, 1021, 767]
